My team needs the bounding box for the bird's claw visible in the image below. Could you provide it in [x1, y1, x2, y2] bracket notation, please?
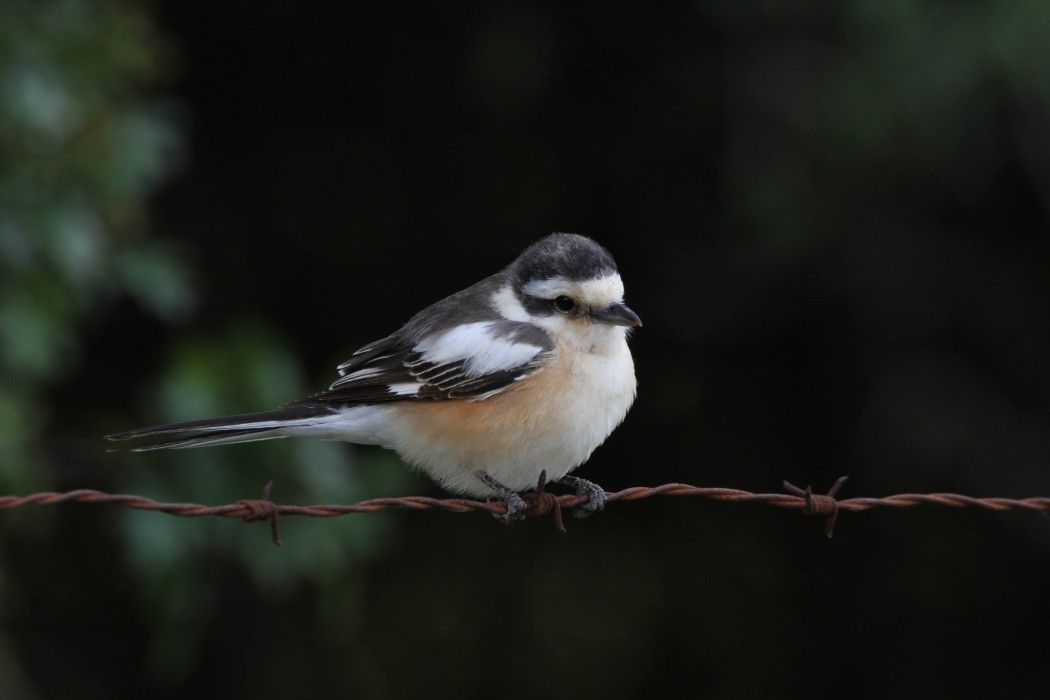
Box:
[498, 490, 528, 523]
[560, 476, 606, 518]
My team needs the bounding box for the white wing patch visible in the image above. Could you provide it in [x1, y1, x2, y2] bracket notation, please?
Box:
[413, 321, 546, 377]
[388, 382, 421, 396]
[308, 319, 552, 405]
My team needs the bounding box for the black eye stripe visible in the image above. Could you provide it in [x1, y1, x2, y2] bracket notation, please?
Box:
[520, 294, 554, 317]
[519, 293, 581, 317]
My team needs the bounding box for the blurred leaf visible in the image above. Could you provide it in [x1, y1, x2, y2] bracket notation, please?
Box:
[0, 0, 187, 487]
[113, 242, 197, 322]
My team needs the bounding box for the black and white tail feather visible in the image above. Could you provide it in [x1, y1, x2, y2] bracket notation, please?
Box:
[104, 405, 340, 451]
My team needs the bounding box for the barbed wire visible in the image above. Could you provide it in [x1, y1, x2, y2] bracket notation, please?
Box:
[2, 474, 1049, 544]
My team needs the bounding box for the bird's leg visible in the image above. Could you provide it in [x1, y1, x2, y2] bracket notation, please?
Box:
[558, 475, 606, 518]
[474, 471, 528, 523]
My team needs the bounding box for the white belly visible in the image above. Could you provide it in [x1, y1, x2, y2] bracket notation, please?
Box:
[379, 339, 637, 496]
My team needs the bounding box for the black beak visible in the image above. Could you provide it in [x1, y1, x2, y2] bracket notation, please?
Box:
[590, 302, 642, 327]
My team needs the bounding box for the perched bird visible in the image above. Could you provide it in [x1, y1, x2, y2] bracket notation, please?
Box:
[107, 233, 641, 521]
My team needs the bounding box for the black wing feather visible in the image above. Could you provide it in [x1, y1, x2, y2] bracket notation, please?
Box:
[293, 322, 554, 406]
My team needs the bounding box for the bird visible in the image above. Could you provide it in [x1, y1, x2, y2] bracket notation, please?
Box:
[106, 233, 641, 521]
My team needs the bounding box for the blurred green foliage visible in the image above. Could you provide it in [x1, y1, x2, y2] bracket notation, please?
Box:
[710, 0, 1050, 257]
[0, 0, 191, 485]
[114, 324, 401, 682]
[0, 2, 405, 693]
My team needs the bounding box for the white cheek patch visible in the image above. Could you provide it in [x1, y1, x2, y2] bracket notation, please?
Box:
[415, 322, 545, 377]
[492, 284, 530, 322]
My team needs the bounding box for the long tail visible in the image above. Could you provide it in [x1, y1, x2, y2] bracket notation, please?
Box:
[105, 404, 339, 451]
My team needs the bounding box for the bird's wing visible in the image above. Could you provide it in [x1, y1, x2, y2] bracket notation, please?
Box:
[294, 320, 555, 405]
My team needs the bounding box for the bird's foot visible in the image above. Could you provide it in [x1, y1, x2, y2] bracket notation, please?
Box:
[475, 471, 528, 523]
[558, 475, 606, 518]
[500, 490, 528, 523]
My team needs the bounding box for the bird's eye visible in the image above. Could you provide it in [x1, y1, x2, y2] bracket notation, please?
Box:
[553, 295, 576, 313]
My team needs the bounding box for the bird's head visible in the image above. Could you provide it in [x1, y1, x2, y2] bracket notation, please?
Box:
[496, 233, 641, 353]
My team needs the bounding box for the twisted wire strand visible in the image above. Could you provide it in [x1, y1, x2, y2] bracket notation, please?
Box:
[2, 480, 1048, 543]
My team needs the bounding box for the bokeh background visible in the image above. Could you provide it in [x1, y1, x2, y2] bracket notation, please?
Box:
[3, 1, 1050, 698]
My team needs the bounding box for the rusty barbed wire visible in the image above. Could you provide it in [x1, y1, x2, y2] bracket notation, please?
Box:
[2, 475, 1049, 543]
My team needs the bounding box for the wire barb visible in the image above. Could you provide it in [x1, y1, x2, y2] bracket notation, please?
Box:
[236, 481, 281, 546]
[521, 470, 566, 533]
[783, 476, 849, 538]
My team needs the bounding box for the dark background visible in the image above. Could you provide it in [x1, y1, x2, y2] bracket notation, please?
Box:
[2, 2, 1050, 698]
